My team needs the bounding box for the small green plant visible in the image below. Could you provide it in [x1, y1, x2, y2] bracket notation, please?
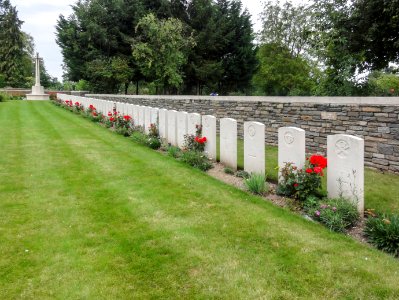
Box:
[309, 198, 359, 232]
[167, 146, 181, 158]
[245, 174, 269, 195]
[303, 195, 320, 211]
[224, 167, 234, 175]
[180, 150, 213, 171]
[236, 170, 250, 179]
[131, 131, 148, 145]
[0, 92, 8, 102]
[147, 137, 161, 149]
[364, 213, 399, 257]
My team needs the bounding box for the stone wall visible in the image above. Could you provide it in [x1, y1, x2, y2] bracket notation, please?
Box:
[87, 95, 399, 173]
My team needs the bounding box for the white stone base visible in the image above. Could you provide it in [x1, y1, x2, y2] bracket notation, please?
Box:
[26, 94, 49, 101]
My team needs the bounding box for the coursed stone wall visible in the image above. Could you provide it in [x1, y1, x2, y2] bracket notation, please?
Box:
[87, 95, 399, 173]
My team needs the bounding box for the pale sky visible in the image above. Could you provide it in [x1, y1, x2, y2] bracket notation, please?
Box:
[12, 0, 307, 81]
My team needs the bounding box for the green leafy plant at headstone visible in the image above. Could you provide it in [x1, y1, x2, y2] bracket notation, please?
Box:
[365, 213, 399, 257]
[245, 174, 269, 195]
[308, 197, 359, 233]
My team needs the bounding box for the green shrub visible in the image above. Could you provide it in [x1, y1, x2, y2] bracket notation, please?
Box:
[0, 92, 9, 102]
[147, 137, 161, 149]
[131, 131, 148, 145]
[167, 146, 181, 158]
[365, 213, 399, 257]
[236, 170, 250, 179]
[303, 195, 320, 211]
[130, 132, 160, 149]
[245, 174, 269, 195]
[224, 167, 234, 175]
[180, 151, 213, 171]
[309, 198, 359, 232]
[115, 127, 131, 137]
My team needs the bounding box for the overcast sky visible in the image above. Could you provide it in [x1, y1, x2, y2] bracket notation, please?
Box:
[12, 0, 307, 81]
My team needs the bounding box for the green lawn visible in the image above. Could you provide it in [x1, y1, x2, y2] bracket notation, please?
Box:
[1, 101, 399, 299]
[217, 137, 399, 214]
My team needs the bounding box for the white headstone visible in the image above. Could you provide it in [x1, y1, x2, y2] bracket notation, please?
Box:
[151, 108, 159, 126]
[133, 105, 139, 126]
[202, 115, 217, 160]
[159, 109, 168, 139]
[138, 106, 145, 128]
[278, 127, 306, 183]
[167, 110, 178, 146]
[128, 104, 134, 118]
[177, 111, 188, 148]
[220, 118, 237, 170]
[144, 106, 152, 134]
[187, 113, 202, 135]
[327, 134, 364, 213]
[244, 122, 265, 175]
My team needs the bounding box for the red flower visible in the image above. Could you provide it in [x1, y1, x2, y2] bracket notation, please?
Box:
[92, 112, 98, 117]
[123, 115, 131, 121]
[294, 183, 299, 187]
[108, 112, 112, 117]
[313, 167, 323, 175]
[110, 117, 115, 122]
[89, 104, 96, 110]
[309, 155, 327, 169]
[75, 102, 80, 106]
[195, 136, 200, 142]
[202, 136, 207, 142]
[306, 168, 313, 174]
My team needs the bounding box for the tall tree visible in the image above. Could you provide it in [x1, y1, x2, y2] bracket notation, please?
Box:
[344, 0, 399, 71]
[186, 0, 256, 95]
[253, 43, 317, 96]
[132, 13, 195, 93]
[0, 0, 33, 87]
[56, 0, 149, 93]
[260, 0, 314, 58]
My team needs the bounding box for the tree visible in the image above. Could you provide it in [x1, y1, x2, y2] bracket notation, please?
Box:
[185, 0, 256, 95]
[0, 0, 33, 87]
[252, 43, 317, 96]
[344, 0, 399, 71]
[56, 0, 148, 93]
[132, 13, 195, 93]
[367, 71, 399, 96]
[310, 0, 369, 95]
[260, 0, 314, 58]
[217, 0, 257, 94]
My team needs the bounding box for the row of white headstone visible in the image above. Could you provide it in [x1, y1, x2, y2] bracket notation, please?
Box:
[57, 94, 364, 213]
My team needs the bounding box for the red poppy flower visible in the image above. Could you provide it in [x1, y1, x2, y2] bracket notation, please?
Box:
[306, 168, 313, 174]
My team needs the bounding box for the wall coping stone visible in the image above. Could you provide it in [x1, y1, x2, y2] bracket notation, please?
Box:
[87, 94, 399, 106]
